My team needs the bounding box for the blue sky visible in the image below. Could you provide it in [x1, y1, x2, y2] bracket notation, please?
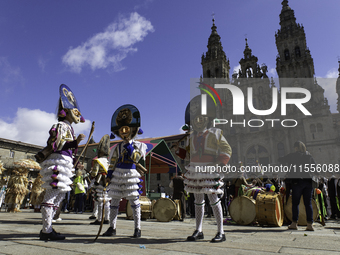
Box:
[0, 0, 339, 146]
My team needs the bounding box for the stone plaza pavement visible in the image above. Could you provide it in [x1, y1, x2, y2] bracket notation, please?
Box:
[0, 210, 339, 255]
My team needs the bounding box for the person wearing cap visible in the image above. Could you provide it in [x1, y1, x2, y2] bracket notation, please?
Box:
[174, 95, 232, 243]
[103, 104, 147, 238]
[37, 84, 86, 241]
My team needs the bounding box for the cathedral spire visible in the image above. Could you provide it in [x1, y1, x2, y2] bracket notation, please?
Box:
[201, 18, 230, 80]
[275, 0, 314, 79]
[239, 38, 261, 78]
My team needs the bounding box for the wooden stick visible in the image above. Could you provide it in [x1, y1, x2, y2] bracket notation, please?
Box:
[74, 121, 95, 167]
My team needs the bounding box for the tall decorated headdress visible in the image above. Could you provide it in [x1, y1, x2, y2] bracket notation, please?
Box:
[185, 95, 216, 126]
[58, 84, 85, 123]
[110, 104, 143, 140]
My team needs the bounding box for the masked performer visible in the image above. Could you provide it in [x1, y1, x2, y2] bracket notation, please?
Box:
[5, 159, 40, 212]
[30, 173, 46, 212]
[36, 84, 86, 241]
[103, 104, 147, 238]
[174, 95, 232, 242]
[89, 134, 111, 225]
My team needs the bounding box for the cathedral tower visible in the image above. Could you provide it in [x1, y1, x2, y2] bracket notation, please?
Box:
[275, 0, 329, 115]
[275, 0, 315, 80]
[201, 18, 230, 81]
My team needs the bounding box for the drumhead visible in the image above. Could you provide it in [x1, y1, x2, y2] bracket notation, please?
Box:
[153, 198, 177, 222]
[284, 195, 319, 225]
[229, 196, 256, 225]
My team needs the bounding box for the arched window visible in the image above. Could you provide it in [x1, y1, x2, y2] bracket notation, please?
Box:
[295, 46, 301, 57]
[277, 142, 285, 158]
[215, 68, 219, 77]
[246, 145, 269, 166]
[310, 124, 316, 133]
[284, 49, 290, 60]
[317, 123, 323, 132]
[207, 70, 211, 78]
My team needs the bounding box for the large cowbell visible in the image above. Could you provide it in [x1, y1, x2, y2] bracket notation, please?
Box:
[185, 95, 216, 125]
[111, 104, 141, 132]
[59, 84, 81, 111]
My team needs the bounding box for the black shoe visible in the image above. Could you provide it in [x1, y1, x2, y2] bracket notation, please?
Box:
[52, 229, 60, 235]
[39, 231, 65, 241]
[39, 229, 61, 237]
[187, 230, 204, 241]
[210, 232, 226, 243]
[102, 227, 116, 236]
[89, 215, 96, 220]
[104, 220, 109, 224]
[132, 228, 141, 238]
[90, 220, 101, 225]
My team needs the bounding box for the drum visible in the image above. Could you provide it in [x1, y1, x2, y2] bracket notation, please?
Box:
[255, 192, 284, 227]
[153, 198, 177, 222]
[284, 195, 319, 226]
[150, 199, 157, 219]
[229, 196, 256, 225]
[173, 199, 182, 220]
[126, 196, 152, 220]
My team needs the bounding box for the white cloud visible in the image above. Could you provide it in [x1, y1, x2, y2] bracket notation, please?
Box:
[62, 12, 154, 73]
[0, 57, 24, 92]
[325, 68, 338, 78]
[316, 78, 338, 113]
[38, 56, 48, 73]
[233, 64, 241, 74]
[268, 68, 278, 78]
[0, 108, 91, 146]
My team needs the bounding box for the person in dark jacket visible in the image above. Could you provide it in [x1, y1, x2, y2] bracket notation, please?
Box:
[169, 171, 186, 221]
[279, 141, 316, 231]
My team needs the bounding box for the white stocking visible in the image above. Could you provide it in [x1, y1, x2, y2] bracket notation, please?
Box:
[129, 198, 141, 230]
[109, 199, 120, 229]
[208, 194, 224, 234]
[194, 193, 205, 232]
[92, 200, 99, 217]
[52, 192, 65, 219]
[41, 205, 54, 233]
[97, 201, 103, 221]
[104, 200, 110, 220]
[41, 189, 59, 234]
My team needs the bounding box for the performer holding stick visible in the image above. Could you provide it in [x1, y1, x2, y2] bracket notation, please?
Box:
[174, 95, 232, 243]
[89, 134, 111, 225]
[103, 104, 147, 238]
[36, 84, 86, 241]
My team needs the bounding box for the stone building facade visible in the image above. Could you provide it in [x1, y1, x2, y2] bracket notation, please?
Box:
[0, 138, 43, 178]
[199, 0, 340, 177]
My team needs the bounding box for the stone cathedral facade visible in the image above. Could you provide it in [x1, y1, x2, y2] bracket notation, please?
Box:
[199, 0, 340, 175]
